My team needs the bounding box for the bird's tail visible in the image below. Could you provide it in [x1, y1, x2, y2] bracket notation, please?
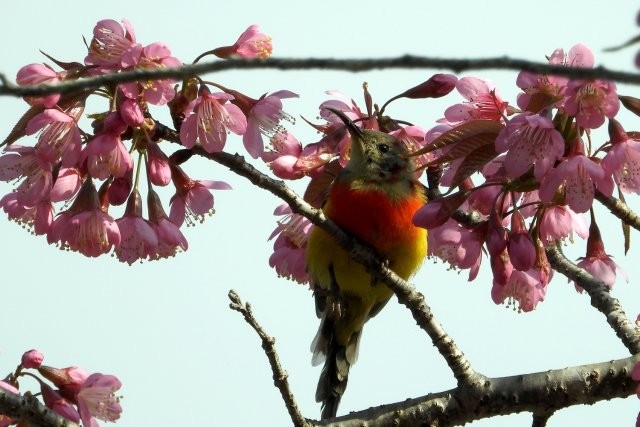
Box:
[312, 316, 362, 419]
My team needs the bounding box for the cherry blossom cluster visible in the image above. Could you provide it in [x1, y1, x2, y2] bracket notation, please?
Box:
[267, 44, 637, 315]
[3, 19, 294, 264]
[414, 44, 633, 312]
[0, 349, 121, 426]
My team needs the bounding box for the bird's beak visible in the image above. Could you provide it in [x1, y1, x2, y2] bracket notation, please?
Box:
[324, 107, 366, 162]
[324, 107, 365, 139]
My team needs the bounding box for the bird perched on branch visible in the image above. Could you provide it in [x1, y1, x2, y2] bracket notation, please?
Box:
[306, 108, 428, 419]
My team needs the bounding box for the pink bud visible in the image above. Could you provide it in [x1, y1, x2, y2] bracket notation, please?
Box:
[120, 98, 145, 127]
[413, 191, 468, 229]
[507, 211, 536, 271]
[21, 349, 44, 369]
[147, 143, 171, 186]
[607, 118, 628, 144]
[486, 219, 508, 257]
[38, 366, 89, 399]
[103, 112, 128, 135]
[398, 73, 458, 99]
[108, 175, 133, 206]
[490, 250, 513, 288]
[269, 156, 305, 179]
[41, 382, 80, 423]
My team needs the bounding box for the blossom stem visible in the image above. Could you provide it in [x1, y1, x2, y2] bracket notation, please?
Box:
[545, 244, 640, 354]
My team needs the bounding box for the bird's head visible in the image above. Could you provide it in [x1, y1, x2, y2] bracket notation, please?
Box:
[325, 108, 416, 191]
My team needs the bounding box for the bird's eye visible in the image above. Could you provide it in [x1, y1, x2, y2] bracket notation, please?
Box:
[378, 143, 390, 153]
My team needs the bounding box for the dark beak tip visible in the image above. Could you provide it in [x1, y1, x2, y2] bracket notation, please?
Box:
[323, 107, 364, 138]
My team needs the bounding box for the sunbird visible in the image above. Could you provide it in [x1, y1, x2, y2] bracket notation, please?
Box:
[306, 109, 428, 419]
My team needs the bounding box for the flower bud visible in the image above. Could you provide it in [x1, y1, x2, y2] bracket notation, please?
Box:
[21, 349, 44, 369]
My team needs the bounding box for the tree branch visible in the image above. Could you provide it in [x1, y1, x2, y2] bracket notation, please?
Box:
[2, 56, 640, 98]
[199, 146, 480, 386]
[595, 190, 640, 232]
[0, 387, 78, 427]
[154, 123, 478, 386]
[315, 355, 638, 426]
[545, 244, 640, 354]
[531, 410, 554, 427]
[227, 290, 311, 427]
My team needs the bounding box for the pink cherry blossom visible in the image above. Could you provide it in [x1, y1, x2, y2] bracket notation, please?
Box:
[516, 44, 594, 111]
[0, 193, 53, 235]
[57, 209, 121, 257]
[242, 90, 298, 159]
[538, 205, 589, 244]
[539, 154, 614, 213]
[147, 190, 188, 259]
[146, 142, 171, 186]
[213, 24, 273, 59]
[576, 254, 627, 290]
[563, 79, 619, 129]
[574, 217, 627, 291]
[168, 163, 232, 226]
[84, 18, 141, 72]
[0, 145, 54, 207]
[21, 349, 44, 369]
[601, 124, 640, 194]
[115, 190, 158, 264]
[319, 91, 371, 127]
[428, 218, 484, 280]
[119, 42, 181, 105]
[76, 373, 122, 426]
[495, 113, 565, 180]
[50, 167, 83, 203]
[47, 179, 121, 257]
[81, 113, 132, 180]
[493, 268, 547, 312]
[16, 63, 62, 107]
[262, 132, 304, 179]
[179, 87, 247, 153]
[268, 204, 311, 284]
[443, 77, 508, 124]
[26, 106, 83, 167]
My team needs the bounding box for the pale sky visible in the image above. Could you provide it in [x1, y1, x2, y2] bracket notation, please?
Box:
[1, 1, 639, 426]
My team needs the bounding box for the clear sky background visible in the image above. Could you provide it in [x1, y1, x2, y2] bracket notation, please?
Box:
[1, 1, 640, 426]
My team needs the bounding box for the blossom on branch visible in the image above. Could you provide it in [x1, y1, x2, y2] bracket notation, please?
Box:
[212, 24, 273, 59]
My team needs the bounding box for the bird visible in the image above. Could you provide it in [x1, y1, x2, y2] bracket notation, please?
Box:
[305, 108, 428, 419]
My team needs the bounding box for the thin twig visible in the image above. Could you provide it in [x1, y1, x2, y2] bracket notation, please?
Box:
[0, 387, 79, 427]
[595, 190, 640, 231]
[227, 290, 311, 427]
[2, 56, 640, 98]
[154, 123, 479, 386]
[545, 244, 640, 354]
